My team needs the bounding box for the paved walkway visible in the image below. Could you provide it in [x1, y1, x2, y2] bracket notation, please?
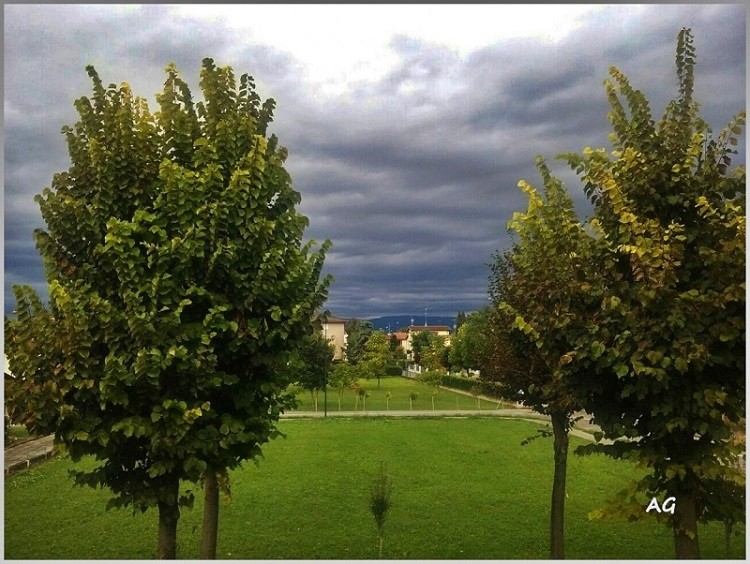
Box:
[2, 408, 603, 476]
[5, 435, 56, 476]
[3, 409, 599, 476]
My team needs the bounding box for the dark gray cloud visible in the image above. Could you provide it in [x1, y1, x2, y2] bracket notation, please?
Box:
[4, 4, 745, 320]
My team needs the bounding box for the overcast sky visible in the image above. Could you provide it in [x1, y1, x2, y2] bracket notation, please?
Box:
[3, 4, 746, 320]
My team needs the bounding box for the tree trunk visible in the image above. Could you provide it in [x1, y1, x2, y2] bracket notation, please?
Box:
[157, 477, 180, 559]
[200, 471, 219, 559]
[672, 487, 701, 559]
[724, 521, 732, 558]
[550, 410, 569, 560]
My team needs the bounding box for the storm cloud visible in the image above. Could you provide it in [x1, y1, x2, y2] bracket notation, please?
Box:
[4, 4, 746, 319]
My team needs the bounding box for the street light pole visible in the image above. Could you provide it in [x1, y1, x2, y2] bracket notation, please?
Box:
[323, 323, 328, 418]
[324, 361, 328, 417]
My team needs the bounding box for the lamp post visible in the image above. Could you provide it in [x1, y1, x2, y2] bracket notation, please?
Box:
[323, 322, 328, 418]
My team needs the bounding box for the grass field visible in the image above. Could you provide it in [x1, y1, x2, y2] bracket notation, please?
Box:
[4, 424, 33, 447]
[4, 417, 745, 559]
[291, 376, 516, 412]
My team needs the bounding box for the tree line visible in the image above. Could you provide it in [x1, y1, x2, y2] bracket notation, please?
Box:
[475, 28, 744, 559]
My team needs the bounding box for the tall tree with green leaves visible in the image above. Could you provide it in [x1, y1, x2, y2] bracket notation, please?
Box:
[409, 331, 432, 366]
[420, 333, 448, 373]
[345, 318, 373, 366]
[328, 361, 357, 411]
[361, 331, 393, 388]
[449, 309, 490, 375]
[487, 157, 598, 559]
[294, 332, 334, 411]
[4, 59, 330, 559]
[558, 29, 745, 558]
[455, 311, 467, 330]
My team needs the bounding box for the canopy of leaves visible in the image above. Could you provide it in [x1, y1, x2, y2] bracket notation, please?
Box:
[5, 58, 331, 512]
[486, 157, 596, 417]
[409, 331, 432, 365]
[557, 29, 745, 524]
[294, 332, 334, 392]
[449, 308, 490, 374]
[361, 332, 393, 379]
[345, 318, 373, 366]
[328, 362, 357, 393]
[419, 333, 449, 372]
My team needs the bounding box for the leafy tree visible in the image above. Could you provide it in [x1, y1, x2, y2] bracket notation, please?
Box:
[408, 392, 418, 410]
[388, 333, 400, 353]
[418, 371, 442, 409]
[449, 309, 490, 375]
[487, 157, 597, 559]
[294, 332, 334, 412]
[328, 362, 357, 411]
[455, 311, 467, 330]
[345, 318, 373, 365]
[361, 331, 392, 388]
[4, 59, 330, 559]
[420, 333, 448, 372]
[557, 29, 744, 558]
[409, 331, 431, 365]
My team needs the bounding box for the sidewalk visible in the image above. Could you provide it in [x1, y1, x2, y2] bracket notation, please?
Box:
[5, 435, 56, 476]
[2, 409, 603, 477]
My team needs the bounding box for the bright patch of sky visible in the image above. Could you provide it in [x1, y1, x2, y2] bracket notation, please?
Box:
[172, 5, 608, 95]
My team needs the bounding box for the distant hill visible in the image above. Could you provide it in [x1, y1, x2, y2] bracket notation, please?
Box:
[364, 315, 456, 333]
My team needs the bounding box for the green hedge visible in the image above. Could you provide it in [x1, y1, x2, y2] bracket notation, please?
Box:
[437, 373, 475, 391]
[421, 373, 507, 400]
[385, 365, 403, 376]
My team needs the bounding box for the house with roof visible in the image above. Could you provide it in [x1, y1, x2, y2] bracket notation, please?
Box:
[319, 314, 347, 361]
[396, 325, 453, 357]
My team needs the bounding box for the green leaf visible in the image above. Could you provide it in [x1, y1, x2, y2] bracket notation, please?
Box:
[675, 357, 689, 373]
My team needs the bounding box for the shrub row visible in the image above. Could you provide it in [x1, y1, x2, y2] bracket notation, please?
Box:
[418, 372, 507, 400]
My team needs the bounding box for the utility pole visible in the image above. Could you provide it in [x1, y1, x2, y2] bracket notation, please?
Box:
[323, 321, 328, 417]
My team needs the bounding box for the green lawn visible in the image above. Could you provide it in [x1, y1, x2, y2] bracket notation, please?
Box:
[292, 376, 516, 412]
[5, 417, 744, 559]
[5, 424, 33, 447]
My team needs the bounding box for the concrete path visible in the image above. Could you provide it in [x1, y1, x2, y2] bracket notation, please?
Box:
[5, 434, 56, 476]
[2, 409, 602, 477]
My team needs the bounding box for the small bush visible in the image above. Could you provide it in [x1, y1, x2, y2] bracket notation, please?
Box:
[385, 365, 403, 377]
[418, 371, 442, 386]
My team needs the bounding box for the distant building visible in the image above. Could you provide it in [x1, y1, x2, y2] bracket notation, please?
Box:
[389, 331, 409, 351]
[319, 314, 347, 361]
[397, 325, 453, 356]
